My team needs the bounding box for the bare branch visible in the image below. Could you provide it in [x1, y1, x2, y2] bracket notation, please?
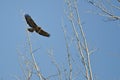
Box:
[62, 20, 72, 80]
[88, 0, 120, 21]
[64, 0, 94, 80]
[26, 30, 46, 80]
[48, 49, 62, 80]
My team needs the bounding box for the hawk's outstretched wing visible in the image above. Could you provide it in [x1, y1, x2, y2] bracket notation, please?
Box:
[25, 14, 37, 28]
[24, 14, 50, 37]
[35, 26, 50, 37]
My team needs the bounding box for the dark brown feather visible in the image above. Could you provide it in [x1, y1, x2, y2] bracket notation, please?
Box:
[36, 28, 50, 37]
[25, 14, 37, 28]
[24, 14, 50, 37]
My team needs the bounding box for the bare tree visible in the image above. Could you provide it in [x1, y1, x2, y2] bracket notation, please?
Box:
[18, 0, 94, 80]
[17, 30, 46, 80]
[62, 0, 93, 80]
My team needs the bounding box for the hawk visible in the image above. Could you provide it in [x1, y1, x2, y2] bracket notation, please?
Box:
[24, 14, 50, 37]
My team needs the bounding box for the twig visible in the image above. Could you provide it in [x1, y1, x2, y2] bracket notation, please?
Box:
[62, 20, 72, 80]
[26, 30, 45, 80]
[74, 0, 93, 80]
[66, 0, 90, 80]
[48, 49, 62, 80]
[88, 0, 120, 20]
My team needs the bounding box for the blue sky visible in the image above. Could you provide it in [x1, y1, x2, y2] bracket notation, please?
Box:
[0, 0, 120, 80]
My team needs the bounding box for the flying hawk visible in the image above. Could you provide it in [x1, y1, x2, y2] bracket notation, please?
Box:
[24, 14, 50, 37]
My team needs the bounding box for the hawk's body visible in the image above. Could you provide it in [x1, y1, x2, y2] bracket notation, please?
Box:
[24, 14, 50, 37]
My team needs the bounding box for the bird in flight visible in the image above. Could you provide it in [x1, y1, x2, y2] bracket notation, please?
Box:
[24, 14, 50, 37]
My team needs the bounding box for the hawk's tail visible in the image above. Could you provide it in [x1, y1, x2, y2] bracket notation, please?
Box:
[27, 28, 34, 32]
